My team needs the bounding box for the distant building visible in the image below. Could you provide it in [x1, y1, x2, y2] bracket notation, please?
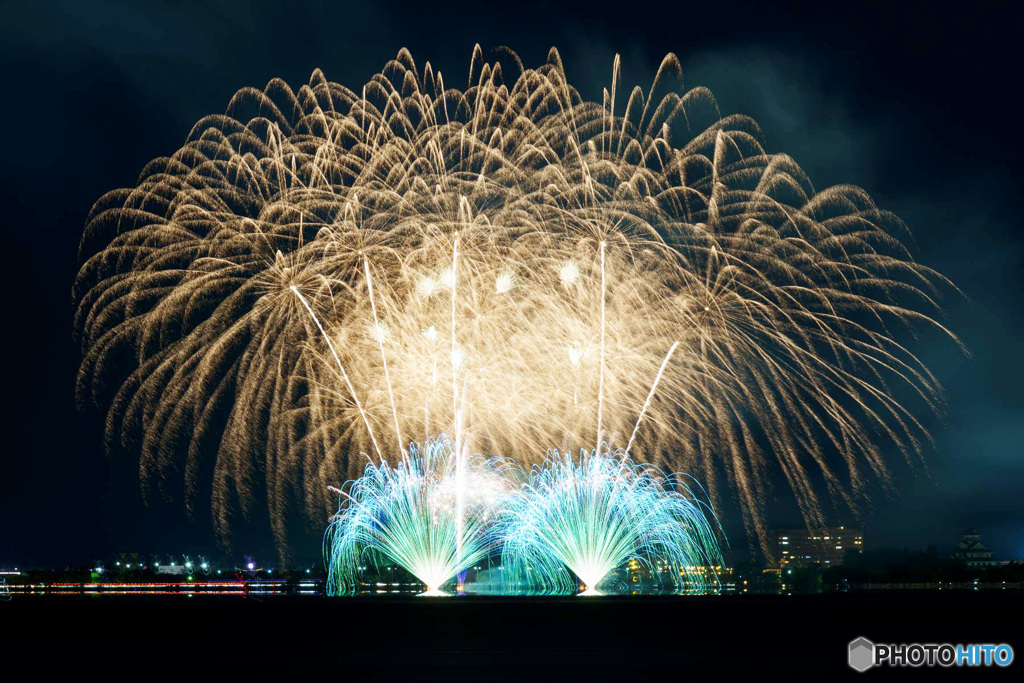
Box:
[155, 561, 188, 575]
[950, 529, 1000, 568]
[152, 555, 208, 575]
[772, 527, 863, 569]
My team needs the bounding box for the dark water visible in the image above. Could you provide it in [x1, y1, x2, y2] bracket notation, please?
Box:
[4, 592, 1020, 680]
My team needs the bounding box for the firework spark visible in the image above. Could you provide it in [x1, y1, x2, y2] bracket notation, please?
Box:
[75, 47, 958, 557]
[325, 436, 512, 595]
[499, 447, 724, 594]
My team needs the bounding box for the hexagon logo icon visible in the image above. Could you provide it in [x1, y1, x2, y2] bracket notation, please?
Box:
[849, 637, 875, 672]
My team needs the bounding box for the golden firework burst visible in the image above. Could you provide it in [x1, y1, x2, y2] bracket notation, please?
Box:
[74, 47, 959, 556]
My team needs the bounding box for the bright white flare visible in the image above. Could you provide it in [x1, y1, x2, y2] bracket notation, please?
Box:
[559, 261, 581, 287]
[495, 270, 516, 294]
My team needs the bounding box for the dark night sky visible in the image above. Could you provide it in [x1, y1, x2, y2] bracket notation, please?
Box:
[1, 0, 1021, 567]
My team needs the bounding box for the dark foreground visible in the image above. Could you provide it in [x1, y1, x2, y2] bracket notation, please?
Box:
[4, 592, 1020, 680]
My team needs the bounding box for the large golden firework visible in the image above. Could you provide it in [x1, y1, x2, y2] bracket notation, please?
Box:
[74, 47, 958, 556]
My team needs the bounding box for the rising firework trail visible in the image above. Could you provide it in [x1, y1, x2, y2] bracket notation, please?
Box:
[290, 285, 381, 460]
[626, 341, 680, 457]
[75, 47, 959, 557]
[363, 256, 405, 460]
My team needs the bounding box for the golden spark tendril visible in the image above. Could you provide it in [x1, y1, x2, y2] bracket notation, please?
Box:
[74, 46, 959, 558]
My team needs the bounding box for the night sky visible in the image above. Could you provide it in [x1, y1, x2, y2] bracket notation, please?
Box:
[2, 0, 1021, 567]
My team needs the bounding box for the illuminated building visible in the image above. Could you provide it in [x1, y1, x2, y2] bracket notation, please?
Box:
[622, 559, 729, 593]
[950, 529, 1000, 568]
[772, 527, 863, 569]
[154, 559, 189, 575]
